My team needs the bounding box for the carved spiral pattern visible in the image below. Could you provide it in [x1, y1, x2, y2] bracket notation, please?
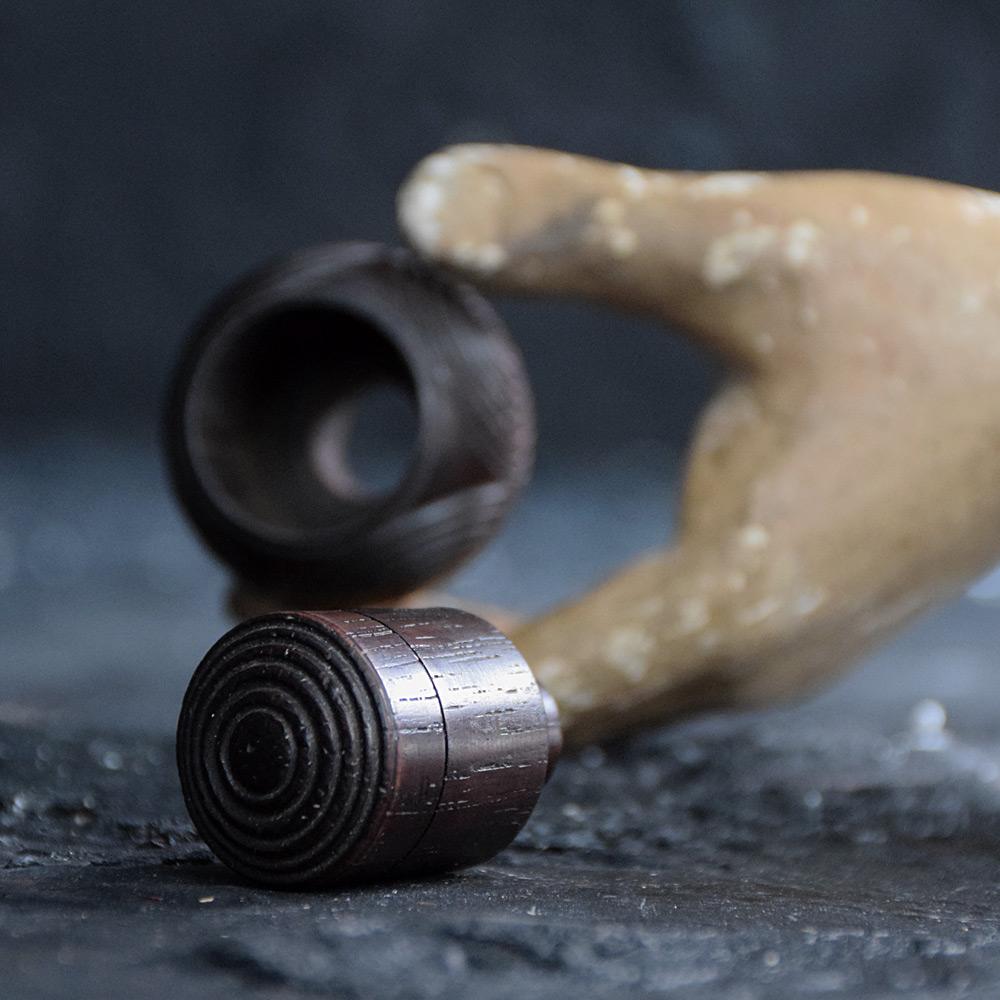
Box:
[176, 614, 385, 887]
[178, 607, 559, 888]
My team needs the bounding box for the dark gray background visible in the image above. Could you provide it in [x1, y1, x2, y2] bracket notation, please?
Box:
[8, 0, 1000, 439]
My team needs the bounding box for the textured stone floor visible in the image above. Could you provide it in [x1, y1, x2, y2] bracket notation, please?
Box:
[4, 661, 1000, 999]
[2, 436, 1000, 998]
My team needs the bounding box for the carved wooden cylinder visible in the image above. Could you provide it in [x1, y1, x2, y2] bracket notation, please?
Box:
[176, 608, 560, 887]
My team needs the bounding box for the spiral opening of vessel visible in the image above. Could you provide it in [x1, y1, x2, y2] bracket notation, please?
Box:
[186, 305, 419, 539]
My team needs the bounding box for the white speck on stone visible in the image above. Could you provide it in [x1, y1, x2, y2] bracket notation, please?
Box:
[978, 760, 1000, 784]
[443, 943, 468, 974]
[849, 204, 870, 227]
[784, 220, 822, 267]
[909, 698, 950, 751]
[739, 524, 770, 550]
[608, 227, 638, 258]
[604, 626, 655, 681]
[618, 166, 648, 198]
[702, 225, 778, 287]
[687, 173, 765, 199]
[961, 191, 1000, 223]
[803, 789, 823, 809]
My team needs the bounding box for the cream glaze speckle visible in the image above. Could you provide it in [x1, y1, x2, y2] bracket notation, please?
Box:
[608, 228, 638, 258]
[849, 204, 870, 227]
[784, 221, 822, 267]
[961, 191, 1000, 223]
[618, 166, 648, 199]
[738, 595, 784, 626]
[703, 226, 778, 287]
[398, 179, 444, 253]
[677, 597, 710, 633]
[592, 197, 626, 225]
[687, 172, 765, 199]
[739, 525, 771, 550]
[604, 626, 654, 682]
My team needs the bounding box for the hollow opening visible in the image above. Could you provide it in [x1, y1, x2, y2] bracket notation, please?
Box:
[188, 305, 419, 537]
[310, 380, 419, 501]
